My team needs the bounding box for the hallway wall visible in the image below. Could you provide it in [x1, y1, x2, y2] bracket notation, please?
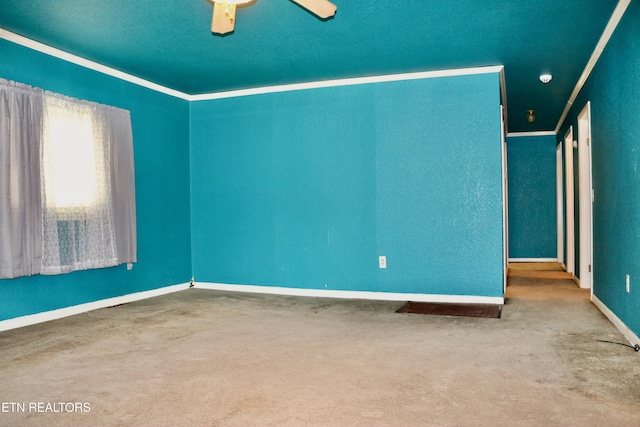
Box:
[558, 0, 640, 337]
[507, 134, 557, 259]
[190, 72, 505, 298]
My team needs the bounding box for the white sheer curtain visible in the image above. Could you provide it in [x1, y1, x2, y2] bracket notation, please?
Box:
[0, 79, 44, 278]
[0, 78, 136, 279]
[40, 94, 118, 274]
[108, 107, 137, 265]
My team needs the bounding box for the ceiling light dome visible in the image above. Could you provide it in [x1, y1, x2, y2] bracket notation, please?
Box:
[526, 109, 536, 123]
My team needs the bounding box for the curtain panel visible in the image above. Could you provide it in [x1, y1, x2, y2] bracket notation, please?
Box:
[0, 78, 136, 279]
[0, 80, 44, 278]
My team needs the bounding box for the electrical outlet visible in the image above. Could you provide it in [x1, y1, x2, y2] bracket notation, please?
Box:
[626, 274, 630, 293]
[127, 262, 133, 271]
[379, 256, 387, 269]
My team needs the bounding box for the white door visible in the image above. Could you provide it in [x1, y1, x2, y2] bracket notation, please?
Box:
[577, 102, 593, 290]
[564, 127, 575, 276]
[556, 144, 564, 266]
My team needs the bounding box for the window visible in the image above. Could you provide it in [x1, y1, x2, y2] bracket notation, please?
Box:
[40, 95, 122, 274]
[0, 78, 136, 279]
[43, 103, 98, 210]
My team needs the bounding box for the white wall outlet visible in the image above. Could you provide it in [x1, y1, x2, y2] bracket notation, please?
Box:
[626, 274, 630, 293]
[127, 262, 133, 271]
[379, 256, 387, 269]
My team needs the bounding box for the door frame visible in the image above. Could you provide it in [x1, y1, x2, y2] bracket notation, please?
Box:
[577, 102, 593, 290]
[564, 126, 575, 276]
[556, 143, 564, 267]
[501, 106, 508, 293]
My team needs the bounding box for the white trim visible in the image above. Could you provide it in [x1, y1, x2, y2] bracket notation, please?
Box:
[189, 66, 506, 101]
[0, 282, 505, 332]
[564, 126, 576, 274]
[554, 0, 632, 133]
[194, 282, 505, 305]
[499, 68, 508, 133]
[501, 105, 509, 293]
[577, 102, 593, 291]
[573, 276, 581, 287]
[508, 258, 559, 263]
[592, 294, 640, 349]
[0, 28, 192, 100]
[506, 131, 557, 138]
[556, 144, 565, 265]
[0, 27, 506, 104]
[0, 283, 191, 332]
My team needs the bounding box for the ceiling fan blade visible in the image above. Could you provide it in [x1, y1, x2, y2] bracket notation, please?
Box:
[211, 2, 236, 35]
[291, 0, 337, 19]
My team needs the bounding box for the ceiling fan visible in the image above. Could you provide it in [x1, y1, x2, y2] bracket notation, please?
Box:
[209, 0, 337, 35]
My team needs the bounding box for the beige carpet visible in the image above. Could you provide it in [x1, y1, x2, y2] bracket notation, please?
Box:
[1, 275, 639, 426]
[508, 262, 574, 279]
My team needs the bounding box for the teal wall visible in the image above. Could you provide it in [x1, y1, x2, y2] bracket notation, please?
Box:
[190, 73, 505, 297]
[507, 135, 557, 259]
[0, 40, 192, 321]
[558, 0, 640, 337]
[0, 40, 505, 323]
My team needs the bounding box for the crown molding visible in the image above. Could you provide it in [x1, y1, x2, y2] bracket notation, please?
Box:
[0, 27, 504, 103]
[506, 131, 557, 138]
[0, 28, 192, 100]
[554, 0, 632, 133]
[190, 66, 505, 101]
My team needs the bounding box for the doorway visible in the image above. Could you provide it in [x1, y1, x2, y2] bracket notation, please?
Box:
[577, 102, 593, 290]
[556, 144, 564, 267]
[564, 127, 575, 276]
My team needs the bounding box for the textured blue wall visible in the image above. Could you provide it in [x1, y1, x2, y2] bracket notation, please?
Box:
[0, 40, 192, 321]
[558, 0, 640, 336]
[190, 73, 504, 297]
[507, 135, 557, 259]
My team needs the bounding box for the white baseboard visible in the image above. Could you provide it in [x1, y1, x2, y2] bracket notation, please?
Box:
[0, 283, 191, 332]
[508, 258, 559, 263]
[0, 281, 506, 333]
[591, 294, 640, 349]
[194, 282, 505, 305]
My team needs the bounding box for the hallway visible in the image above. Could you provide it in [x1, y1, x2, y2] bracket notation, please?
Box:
[508, 262, 574, 280]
